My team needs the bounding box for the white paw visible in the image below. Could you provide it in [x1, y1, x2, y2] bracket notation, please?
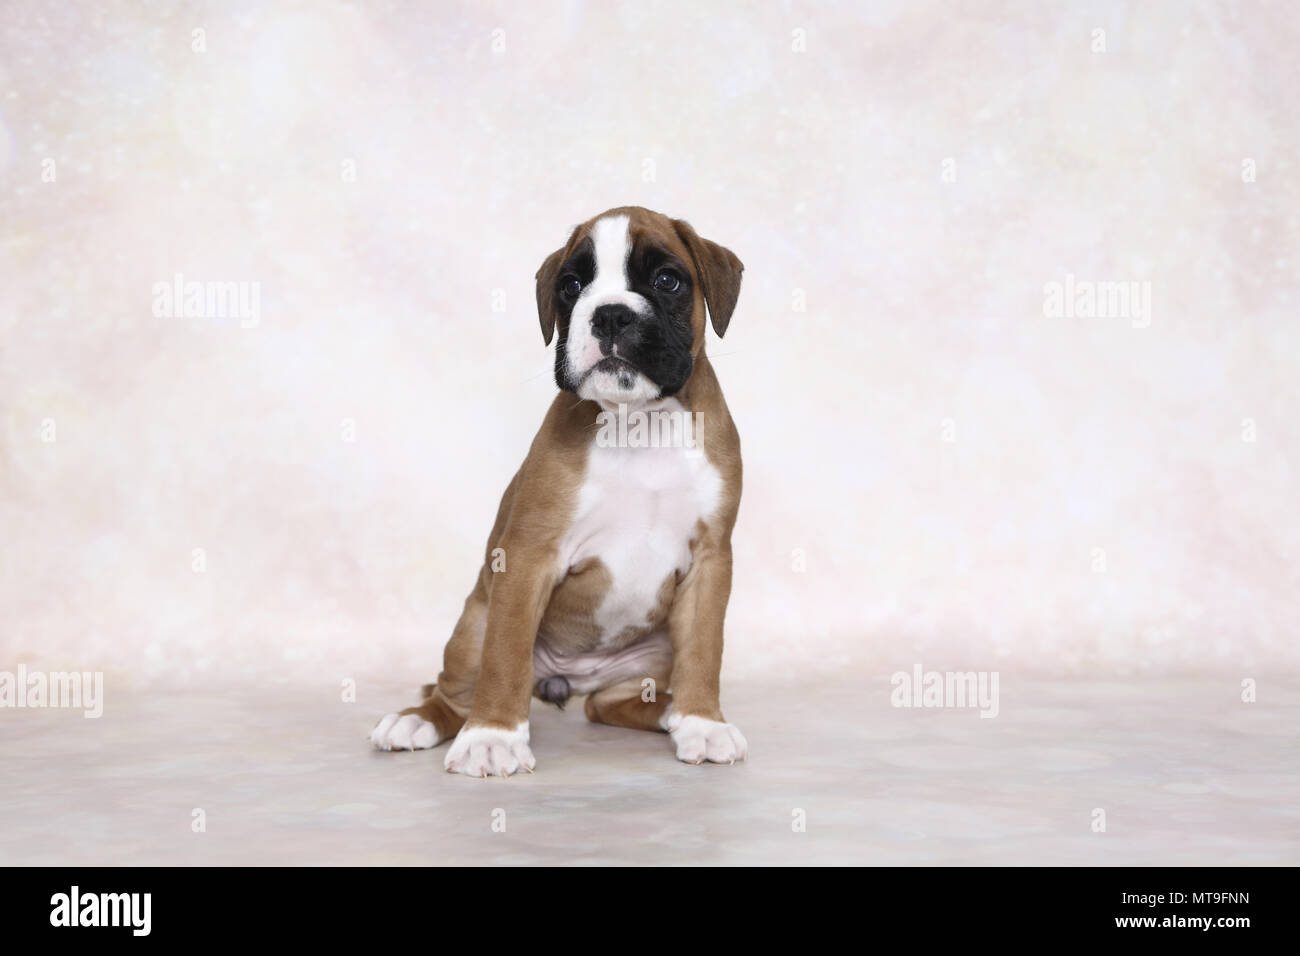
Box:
[370, 712, 441, 751]
[444, 722, 535, 777]
[667, 713, 748, 765]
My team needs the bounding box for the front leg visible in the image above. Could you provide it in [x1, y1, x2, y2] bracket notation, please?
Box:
[665, 537, 748, 765]
[444, 543, 556, 777]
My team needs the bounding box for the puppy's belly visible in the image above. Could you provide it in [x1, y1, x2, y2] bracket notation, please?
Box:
[533, 549, 679, 697]
[537, 556, 678, 655]
[533, 630, 672, 696]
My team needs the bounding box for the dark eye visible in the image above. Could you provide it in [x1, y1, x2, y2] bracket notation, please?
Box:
[561, 276, 583, 298]
[653, 270, 681, 293]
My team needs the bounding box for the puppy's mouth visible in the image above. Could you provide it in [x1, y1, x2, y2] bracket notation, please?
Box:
[583, 356, 642, 391]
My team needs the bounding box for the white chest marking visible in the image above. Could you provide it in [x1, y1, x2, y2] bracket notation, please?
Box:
[558, 401, 722, 647]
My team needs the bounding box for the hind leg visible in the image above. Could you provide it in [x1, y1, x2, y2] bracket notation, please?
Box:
[371, 588, 486, 751]
[582, 636, 747, 764]
[582, 637, 675, 733]
[584, 680, 673, 731]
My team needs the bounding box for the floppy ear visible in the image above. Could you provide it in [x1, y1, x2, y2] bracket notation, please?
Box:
[534, 246, 566, 345]
[672, 219, 744, 337]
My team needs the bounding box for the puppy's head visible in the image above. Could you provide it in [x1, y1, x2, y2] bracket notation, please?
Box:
[536, 206, 743, 405]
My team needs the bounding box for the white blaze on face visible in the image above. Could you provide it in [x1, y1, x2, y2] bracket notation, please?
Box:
[566, 214, 660, 405]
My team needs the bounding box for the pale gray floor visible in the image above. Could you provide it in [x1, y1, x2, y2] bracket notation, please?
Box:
[2, 676, 1296, 865]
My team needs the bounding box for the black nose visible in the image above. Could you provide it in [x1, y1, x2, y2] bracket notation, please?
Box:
[591, 304, 637, 341]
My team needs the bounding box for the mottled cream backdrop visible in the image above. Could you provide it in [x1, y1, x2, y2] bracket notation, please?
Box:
[1, 1, 1296, 692]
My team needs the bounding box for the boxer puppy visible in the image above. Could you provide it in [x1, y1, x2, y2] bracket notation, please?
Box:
[371, 205, 746, 777]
